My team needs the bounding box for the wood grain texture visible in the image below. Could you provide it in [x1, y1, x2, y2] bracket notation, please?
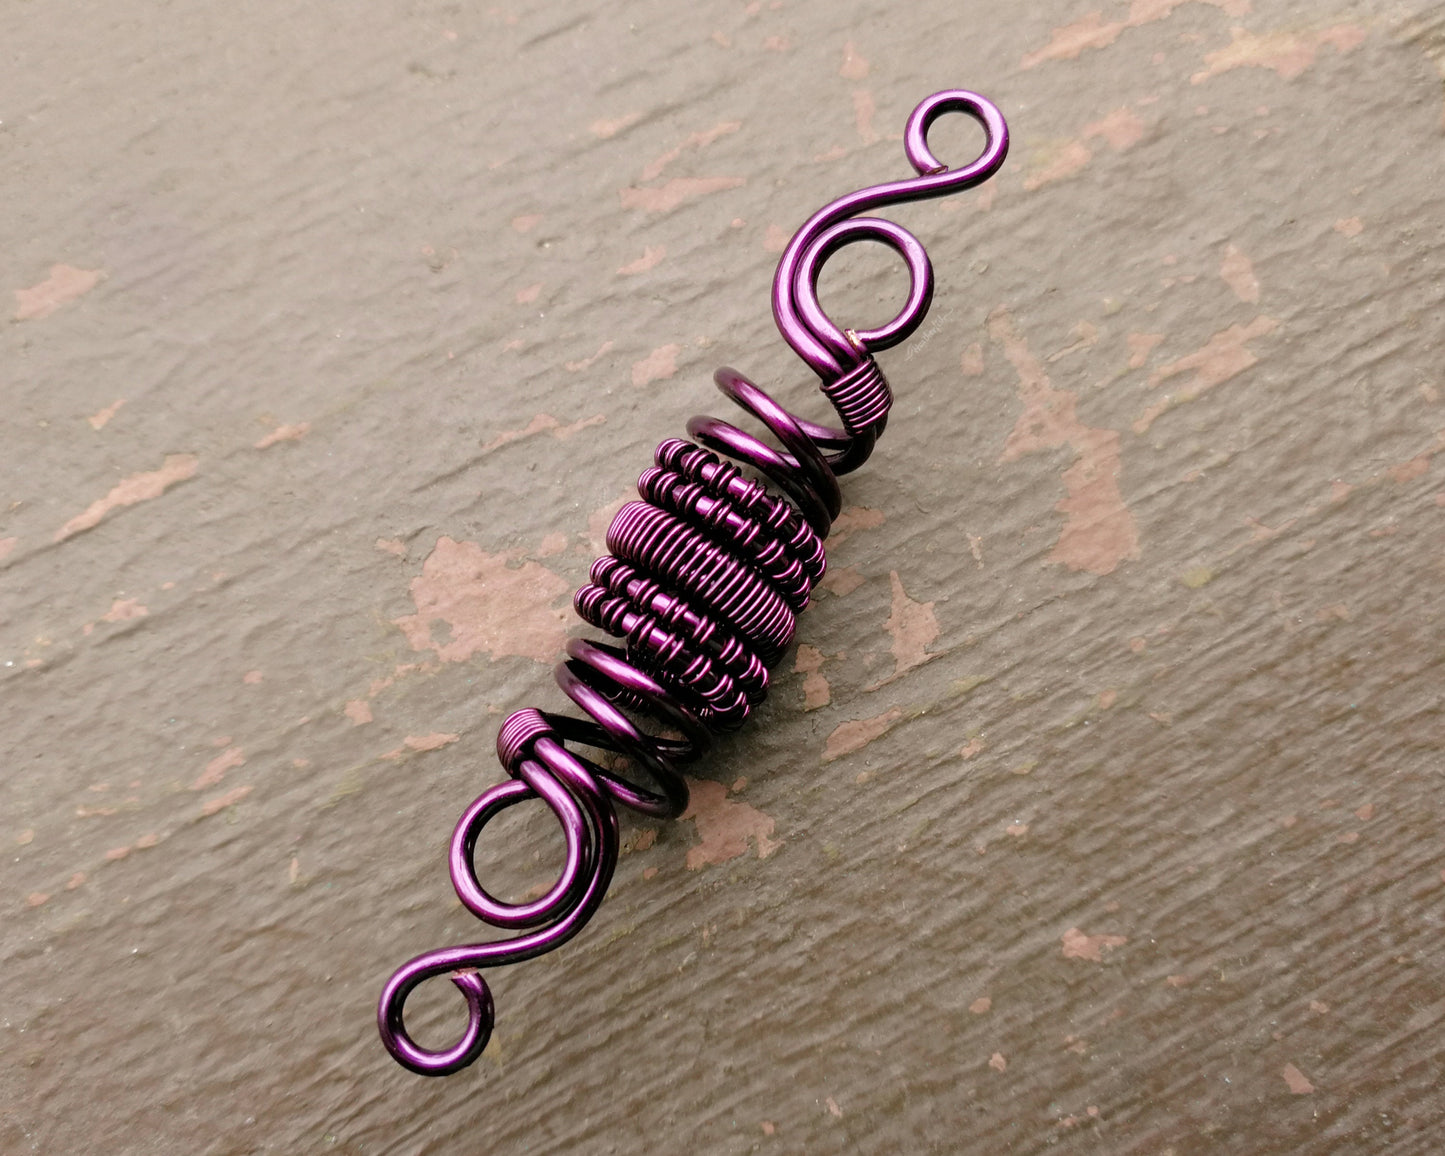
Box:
[4, 1, 1444, 1152]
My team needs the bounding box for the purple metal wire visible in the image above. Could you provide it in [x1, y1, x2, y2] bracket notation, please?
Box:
[378, 89, 1008, 1076]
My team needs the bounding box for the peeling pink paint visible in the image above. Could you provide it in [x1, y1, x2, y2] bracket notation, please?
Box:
[565, 341, 615, 371]
[1134, 316, 1279, 433]
[395, 732, 460, 754]
[1334, 216, 1364, 238]
[393, 536, 570, 664]
[243, 670, 263, 685]
[100, 598, 147, 624]
[873, 571, 939, 684]
[617, 246, 666, 275]
[852, 89, 878, 145]
[763, 223, 789, 253]
[1220, 244, 1260, 302]
[192, 746, 245, 790]
[201, 785, 253, 816]
[590, 112, 640, 139]
[1061, 926, 1128, 961]
[511, 213, 542, 233]
[1193, 25, 1365, 84]
[376, 537, 407, 558]
[515, 283, 542, 304]
[819, 565, 864, 596]
[640, 121, 741, 182]
[619, 176, 746, 214]
[14, 264, 103, 320]
[960, 343, 984, 376]
[87, 399, 126, 430]
[255, 422, 311, 449]
[1021, 1, 1253, 69]
[1024, 139, 1093, 191]
[961, 737, 985, 759]
[824, 707, 905, 762]
[1126, 332, 1164, 369]
[481, 412, 605, 453]
[793, 644, 830, 710]
[969, 996, 992, 1014]
[988, 1053, 1007, 1072]
[839, 41, 870, 79]
[680, 777, 779, 868]
[1083, 106, 1146, 151]
[1282, 1063, 1315, 1094]
[55, 454, 199, 542]
[761, 35, 791, 52]
[0, 537, 15, 562]
[828, 506, 886, 547]
[631, 344, 681, 387]
[992, 308, 1139, 575]
[345, 699, 373, 726]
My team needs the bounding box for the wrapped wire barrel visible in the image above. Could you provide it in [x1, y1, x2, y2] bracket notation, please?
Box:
[379, 89, 1009, 1076]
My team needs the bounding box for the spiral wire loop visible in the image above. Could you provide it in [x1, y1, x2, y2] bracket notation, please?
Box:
[378, 90, 1008, 1076]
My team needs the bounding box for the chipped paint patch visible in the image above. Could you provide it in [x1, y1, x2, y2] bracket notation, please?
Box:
[1220, 244, 1260, 302]
[376, 538, 407, 558]
[1282, 1063, 1315, 1094]
[852, 89, 878, 144]
[823, 706, 905, 762]
[201, 785, 253, 816]
[0, 537, 16, 562]
[100, 598, 147, 624]
[819, 565, 864, 596]
[631, 344, 681, 387]
[87, 399, 126, 430]
[617, 246, 666, 275]
[481, 412, 605, 453]
[393, 536, 570, 664]
[1334, 216, 1363, 237]
[1023, 139, 1093, 191]
[510, 213, 542, 233]
[619, 176, 746, 213]
[1193, 24, 1365, 84]
[590, 112, 641, 139]
[640, 121, 741, 182]
[255, 422, 311, 449]
[345, 699, 373, 726]
[839, 41, 870, 79]
[55, 454, 199, 542]
[1126, 332, 1164, 369]
[992, 308, 1139, 575]
[1083, 106, 1146, 151]
[1134, 315, 1279, 433]
[870, 571, 939, 686]
[793, 644, 831, 710]
[384, 732, 460, 759]
[1022, 0, 1253, 69]
[680, 777, 779, 868]
[988, 1053, 1007, 1071]
[828, 506, 885, 547]
[192, 746, 245, 790]
[1061, 926, 1128, 961]
[565, 341, 615, 371]
[14, 264, 103, 320]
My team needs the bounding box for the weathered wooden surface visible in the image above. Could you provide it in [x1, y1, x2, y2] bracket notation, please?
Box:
[4, 1, 1445, 1152]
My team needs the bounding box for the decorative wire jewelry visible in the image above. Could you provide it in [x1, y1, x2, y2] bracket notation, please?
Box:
[378, 88, 1009, 1076]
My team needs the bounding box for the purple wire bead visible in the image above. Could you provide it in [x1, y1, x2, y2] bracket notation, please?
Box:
[377, 89, 1009, 1077]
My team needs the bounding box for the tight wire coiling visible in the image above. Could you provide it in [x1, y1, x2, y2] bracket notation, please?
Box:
[378, 89, 1008, 1077]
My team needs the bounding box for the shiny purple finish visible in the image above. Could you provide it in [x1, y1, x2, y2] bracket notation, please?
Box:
[378, 90, 1008, 1076]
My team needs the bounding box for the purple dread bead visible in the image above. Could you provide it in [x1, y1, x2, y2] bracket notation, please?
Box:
[379, 89, 1009, 1076]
